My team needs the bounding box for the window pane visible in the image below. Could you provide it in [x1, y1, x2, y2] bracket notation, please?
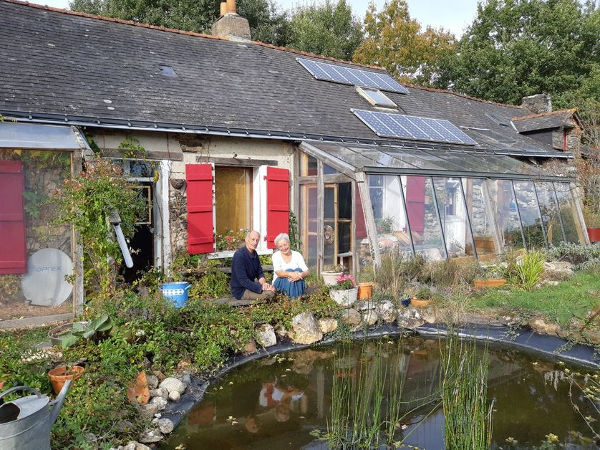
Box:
[300, 184, 318, 268]
[463, 178, 497, 256]
[433, 177, 474, 258]
[535, 181, 564, 246]
[555, 182, 585, 244]
[356, 183, 373, 269]
[369, 175, 411, 257]
[488, 179, 524, 251]
[403, 176, 447, 260]
[514, 181, 546, 249]
[301, 153, 318, 176]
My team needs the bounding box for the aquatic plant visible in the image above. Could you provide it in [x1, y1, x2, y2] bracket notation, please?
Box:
[440, 331, 494, 449]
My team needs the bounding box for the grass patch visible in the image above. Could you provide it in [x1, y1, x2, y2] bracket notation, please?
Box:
[468, 271, 600, 324]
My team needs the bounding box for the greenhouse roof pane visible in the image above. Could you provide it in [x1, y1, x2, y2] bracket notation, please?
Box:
[300, 141, 569, 181]
[0, 122, 87, 150]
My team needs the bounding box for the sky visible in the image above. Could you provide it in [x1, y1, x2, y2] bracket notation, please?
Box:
[37, 0, 480, 37]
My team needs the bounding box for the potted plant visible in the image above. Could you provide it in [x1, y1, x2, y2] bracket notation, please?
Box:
[329, 273, 358, 307]
[357, 270, 374, 300]
[411, 287, 433, 307]
[48, 364, 85, 394]
[473, 264, 507, 289]
[321, 264, 345, 286]
[583, 203, 600, 243]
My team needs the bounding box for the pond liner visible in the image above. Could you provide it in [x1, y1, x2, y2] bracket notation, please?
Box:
[159, 322, 600, 430]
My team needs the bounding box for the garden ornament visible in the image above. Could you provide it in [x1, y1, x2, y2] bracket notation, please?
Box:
[0, 380, 71, 450]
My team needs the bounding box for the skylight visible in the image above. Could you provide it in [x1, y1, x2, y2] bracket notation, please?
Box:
[356, 87, 397, 109]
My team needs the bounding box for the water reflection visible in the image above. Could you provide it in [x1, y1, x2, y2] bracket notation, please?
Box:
[164, 337, 597, 449]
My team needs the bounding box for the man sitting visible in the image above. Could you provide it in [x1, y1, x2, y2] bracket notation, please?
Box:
[230, 230, 276, 300]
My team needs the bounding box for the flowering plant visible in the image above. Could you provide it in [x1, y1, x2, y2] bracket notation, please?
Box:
[216, 228, 247, 251]
[334, 274, 356, 290]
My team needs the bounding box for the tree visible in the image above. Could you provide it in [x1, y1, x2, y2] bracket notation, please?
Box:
[69, 0, 290, 45]
[434, 0, 600, 105]
[352, 0, 456, 85]
[286, 0, 363, 60]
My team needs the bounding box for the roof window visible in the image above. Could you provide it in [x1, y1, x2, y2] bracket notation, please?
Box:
[356, 87, 397, 109]
[159, 65, 177, 77]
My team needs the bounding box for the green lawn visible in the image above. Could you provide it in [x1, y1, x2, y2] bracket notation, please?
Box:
[467, 271, 600, 325]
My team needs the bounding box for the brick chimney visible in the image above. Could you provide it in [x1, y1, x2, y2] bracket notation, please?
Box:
[521, 94, 552, 114]
[212, 0, 251, 41]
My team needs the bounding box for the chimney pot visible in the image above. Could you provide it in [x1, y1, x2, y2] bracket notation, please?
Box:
[226, 0, 237, 14]
[219, 2, 227, 16]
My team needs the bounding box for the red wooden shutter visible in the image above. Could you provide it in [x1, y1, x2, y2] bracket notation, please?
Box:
[265, 167, 289, 249]
[0, 161, 27, 274]
[405, 176, 426, 234]
[186, 164, 215, 254]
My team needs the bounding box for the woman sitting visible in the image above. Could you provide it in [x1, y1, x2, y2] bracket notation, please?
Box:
[272, 233, 309, 298]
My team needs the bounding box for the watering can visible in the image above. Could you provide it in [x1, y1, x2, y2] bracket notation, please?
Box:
[0, 379, 71, 450]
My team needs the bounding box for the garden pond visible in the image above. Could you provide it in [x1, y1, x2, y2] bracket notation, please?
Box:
[164, 336, 599, 449]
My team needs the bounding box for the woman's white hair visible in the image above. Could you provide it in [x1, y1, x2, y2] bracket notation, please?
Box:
[274, 232, 290, 247]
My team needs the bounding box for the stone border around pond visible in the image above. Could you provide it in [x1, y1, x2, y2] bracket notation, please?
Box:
[159, 322, 600, 434]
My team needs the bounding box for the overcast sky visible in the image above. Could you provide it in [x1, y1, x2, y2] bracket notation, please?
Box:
[38, 0, 480, 37]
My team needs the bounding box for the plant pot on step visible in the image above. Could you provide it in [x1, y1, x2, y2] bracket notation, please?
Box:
[48, 365, 84, 395]
[330, 287, 358, 307]
[473, 278, 507, 289]
[410, 298, 432, 307]
[322, 271, 343, 286]
[358, 282, 373, 300]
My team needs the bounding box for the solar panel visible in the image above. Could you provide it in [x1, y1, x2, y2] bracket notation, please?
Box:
[297, 58, 409, 94]
[352, 109, 478, 146]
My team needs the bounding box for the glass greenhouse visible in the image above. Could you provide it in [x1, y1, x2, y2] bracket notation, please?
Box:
[297, 141, 586, 273]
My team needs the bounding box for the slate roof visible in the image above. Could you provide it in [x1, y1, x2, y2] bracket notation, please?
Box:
[0, 0, 566, 158]
[512, 109, 579, 133]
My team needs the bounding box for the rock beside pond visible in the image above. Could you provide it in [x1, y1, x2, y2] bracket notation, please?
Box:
[159, 377, 186, 395]
[149, 388, 168, 400]
[146, 374, 159, 390]
[243, 339, 258, 355]
[318, 318, 338, 334]
[362, 310, 378, 326]
[139, 429, 163, 444]
[290, 312, 323, 345]
[137, 403, 159, 421]
[120, 441, 151, 450]
[397, 308, 424, 329]
[168, 390, 180, 402]
[529, 317, 560, 337]
[341, 308, 361, 327]
[150, 396, 167, 410]
[375, 301, 396, 323]
[256, 324, 277, 347]
[355, 300, 377, 311]
[544, 261, 574, 279]
[156, 418, 174, 434]
[419, 307, 436, 324]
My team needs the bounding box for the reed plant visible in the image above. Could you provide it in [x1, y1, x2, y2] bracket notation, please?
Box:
[325, 340, 434, 448]
[440, 331, 494, 449]
[514, 250, 546, 291]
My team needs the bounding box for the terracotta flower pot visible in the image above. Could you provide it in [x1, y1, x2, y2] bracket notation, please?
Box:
[473, 278, 507, 289]
[358, 282, 373, 300]
[48, 365, 84, 394]
[410, 298, 432, 307]
[587, 227, 600, 243]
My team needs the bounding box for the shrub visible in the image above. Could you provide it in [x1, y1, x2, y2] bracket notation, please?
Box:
[547, 243, 600, 266]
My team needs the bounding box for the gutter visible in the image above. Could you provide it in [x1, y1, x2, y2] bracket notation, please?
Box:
[0, 110, 572, 160]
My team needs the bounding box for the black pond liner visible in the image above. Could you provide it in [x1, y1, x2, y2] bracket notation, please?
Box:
[160, 323, 600, 429]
